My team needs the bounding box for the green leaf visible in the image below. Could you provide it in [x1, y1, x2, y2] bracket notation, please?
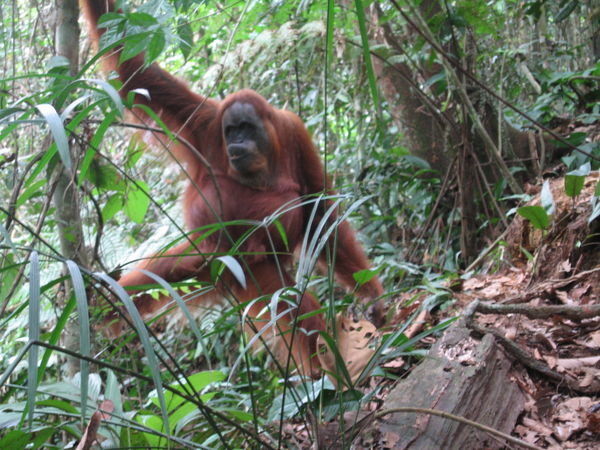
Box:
[212, 256, 246, 289]
[86, 79, 124, 115]
[16, 179, 46, 208]
[589, 199, 600, 224]
[121, 33, 151, 62]
[272, 219, 289, 249]
[36, 104, 71, 170]
[0, 431, 30, 449]
[564, 162, 590, 197]
[147, 29, 166, 63]
[95, 273, 171, 437]
[102, 194, 124, 222]
[354, 0, 382, 133]
[86, 162, 123, 191]
[565, 174, 585, 198]
[540, 180, 555, 215]
[226, 409, 253, 422]
[127, 11, 158, 27]
[517, 205, 550, 230]
[124, 181, 150, 223]
[27, 252, 41, 427]
[177, 19, 193, 59]
[78, 112, 116, 186]
[555, 0, 578, 22]
[65, 261, 91, 424]
[352, 268, 379, 286]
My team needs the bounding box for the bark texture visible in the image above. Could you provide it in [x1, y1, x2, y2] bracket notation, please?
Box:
[380, 325, 525, 449]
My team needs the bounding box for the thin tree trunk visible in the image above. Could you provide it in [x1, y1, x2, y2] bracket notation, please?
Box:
[53, 0, 87, 376]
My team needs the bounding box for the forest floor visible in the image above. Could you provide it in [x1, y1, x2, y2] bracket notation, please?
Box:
[374, 169, 600, 449]
[284, 164, 600, 447]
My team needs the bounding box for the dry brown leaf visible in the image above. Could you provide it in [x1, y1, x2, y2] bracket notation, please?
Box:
[588, 411, 600, 434]
[559, 260, 572, 273]
[585, 330, 600, 348]
[543, 354, 557, 369]
[382, 431, 401, 447]
[521, 416, 554, 436]
[557, 356, 600, 370]
[463, 277, 486, 290]
[317, 315, 377, 386]
[578, 368, 596, 388]
[552, 397, 593, 441]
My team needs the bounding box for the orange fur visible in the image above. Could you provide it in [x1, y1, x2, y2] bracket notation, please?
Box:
[81, 0, 384, 376]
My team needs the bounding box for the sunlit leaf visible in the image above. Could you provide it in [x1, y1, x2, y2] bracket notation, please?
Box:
[36, 104, 71, 169]
[124, 181, 150, 223]
[214, 255, 246, 289]
[517, 205, 550, 230]
[541, 180, 555, 215]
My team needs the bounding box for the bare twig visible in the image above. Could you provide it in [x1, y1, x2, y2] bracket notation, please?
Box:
[375, 406, 542, 450]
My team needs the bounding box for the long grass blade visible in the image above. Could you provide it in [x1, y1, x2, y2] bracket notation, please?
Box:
[26, 252, 41, 428]
[65, 261, 90, 424]
[35, 104, 71, 169]
[94, 272, 171, 438]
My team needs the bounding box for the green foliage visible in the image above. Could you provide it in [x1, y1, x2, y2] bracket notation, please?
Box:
[564, 162, 591, 198]
[517, 205, 550, 230]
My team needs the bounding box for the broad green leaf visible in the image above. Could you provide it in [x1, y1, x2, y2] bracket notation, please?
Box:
[102, 194, 124, 222]
[36, 399, 79, 414]
[149, 370, 225, 411]
[226, 409, 253, 422]
[46, 55, 70, 71]
[555, 0, 578, 22]
[127, 12, 158, 27]
[564, 175, 585, 198]
[86, 162, 123, 191]
[353, 268, 379, 286]
[135, 414, 163, 448]
[517, 205, 550, 230]
[16, 179, 46, 208]
[147, 29, 166, 63]
[0, 431, 30, 449]
[121, 33, 151, 62]
[124, 181, 150, 223]
[177, 19, 193, 59]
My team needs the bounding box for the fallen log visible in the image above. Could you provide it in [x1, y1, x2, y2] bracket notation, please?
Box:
[379, 325, 526, 449]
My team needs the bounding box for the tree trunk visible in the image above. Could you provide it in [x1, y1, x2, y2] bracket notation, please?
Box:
[53, 0, 87, 376]
[366, 3, 557, 262]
